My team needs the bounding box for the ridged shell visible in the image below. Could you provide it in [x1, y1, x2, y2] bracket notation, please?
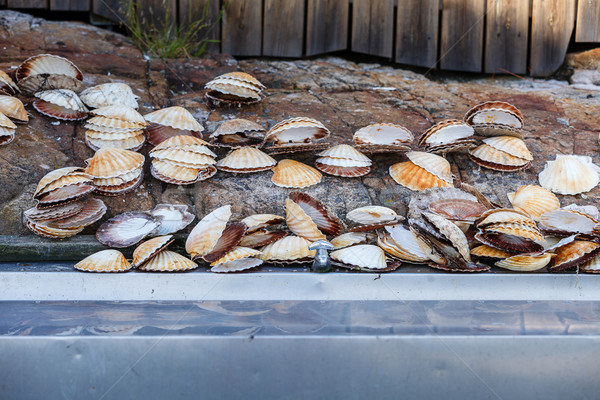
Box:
[418, 119, 474, 147]
[0, 70, 19, 95]
[538, 155, 600, 195]
[330, 232, 374, 249]
[406, 151, 453, 183]
[241, 214, 285, 233]
[150, 148, 216, 167]
[210, 246, 261, 266]
[469, 144, 530, 170]
[211, 258, 263, 273]
[353, 123, 413, 146]
[96, 212, 160, 248]
[36, 183, 95, 207]
[85, 128, 144, 140]
[507, 185, 559, 221]
[48, 198, 106, 229]
[422, 212, 471, 262]
[540, 209, 597, 235]
[474, 232, 544, 254]
[389, 161, 453, 191]
[550, 240, 600, 272]
[210, 119, 265, 147]
[205, 82, 262, 102]
[34, 89, 87, 112]
[144, 106, 204, 132]
[0, 110, 16, 129]
[580, 255, 600, 273]
[80, 83, 139, 109]
[265, 117, 330, 144]
[138, 250, 198, 272]
[34, 167, 90, 197]
[347, 206, 398, 224]
[483, 222, 544, 242]
[331, 244, 387, 270]
[314, 162, 371, 178]
[285, 198, 326, 242]
[91, 105, 147, 125]
[428, 199, 487, 222]
[496, 253, 553, 272]
[271, 159, 322, 188]
[132, 235, 174, 267]
[317, 145, 372, 163]
[208, 72, 265, 90]
[202, 222, 247, 263]
[470, 244, 512, 259]
[185, 205, 231, 259]
[18, 74, 83, 95]
[476, 208, 536, 228]
[239, 229, 289, 248]
[74, 250, 131, 273]
[0, 95, 27, 122]
[33, 99, 87, 121]
[216, 147, 276, 173]
[94, 170, 144, 196]
[315, 157, 372, 168]
[85, 133, 145, 152]
[150, 204, 195, 236]
[382, 224, 430, 263]
[483, 136, 532, 160]
[288, 191, 343, 237]
[24, 201, 84, 222]
[206, 77, 261, 93]
[151, 159, 200, 180]
[85, 148, 144, 178]
[464, 101, 523, 128]
[16, 54, 83, 81]
[27, 220, 83, 238]
[259, 236, 316, 263]
[151, 134, 212, 152]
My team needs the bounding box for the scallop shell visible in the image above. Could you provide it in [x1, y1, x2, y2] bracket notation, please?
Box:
[144, 106, 204, 132]
[96, 211, 160, 248]
[151, 160, 216, 184]
[24, 201, 84, 222]
[258, 236, 316, 263]
[330, 232, 374, 249]
[0, 95, 27, 123]
[27, 219, 84, 238]
[470, 244, 512, 259]
[74, 250, 132, 273]
[151, 134, 212, 153]
[150, 204, 195, 236]
[483, 136, 532, 160]
[0, 70, 19, 95]
[138, 250, 198, 272]
[210, 246, 261, 266]
[464, 101, 523, 128]
[496, 253, 553, 272]
[470, 124, 524, 138]
[241, 214, 285, 233]
[317, 144, 372, 163]
[389, 161, 453, 191]
[469, 144, 530, 171]
[483, 222, 544, 242]
[18, 74, 83, 95]
[216, 147, 276, 173]
[34, 89, 87, 112]
[406, 151, 453, 183]
[85, 148, 145, 179]
[94, 170, 144, 196]
[422, 212, 471, 262]
[271, 159, 322, 188]
[48, 198, 106, 229]
[476, 208, 537, 228]
[33, 166, 88, 192]
[539, 155, 600, 195]
[353, 123, 413, 146]
[285, 198, 326, 242]
[202, 222, 247, 263]
[540, 209, 597, 235]
[80, 83, 139, 109]
[314, 162, 371, 178]
[580, 254, 600, 273]
[185, 205, 231, 259]
[208, 72, 265, 90]
[150, 148, 216, 167]
[86, 116, 145, 131]
[0, 126, 15, 145]
[211, 258, 263, 273]
[205, 82, 263, 104]
[347, 206, 398, 225]
[549, 240, 600, 272]
[381, 224, 430, 263]
[91, 105, 147, 125]
[34, 170, 93, 198]
[0, 110, 17, 129]
[474, 232, 544, 254]
[331, 244, 388, 270]
[428, 199, 487, 222]
[132, 235, 174, 267]
[507, 185, 559, 221]
[85, 128, 144, 140]
[16, 54, 83, 81]
[239, 229, 289, 248]
[36, 183, 95, 208]
[418, 119, 474, 147]
[85, 133, 145, 152]
[210, 118, 265, 147]
[288, 191, 343, 237]
[265, 117, 330, 144]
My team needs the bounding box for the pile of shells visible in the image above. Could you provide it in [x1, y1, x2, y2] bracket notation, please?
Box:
[204, 72, 265, 106]
[0, 95, 28, 124]
[464, 101, 524, 138]
[271, 159, 322, 188]
[353, 123, 412, 153]
[469, 136, 532, 171]
[0, 111, 17, 145]
[133, 235, 198, 272]
[0, 71, 19, 96]
[15, 53, 83, 95]
[144, 106, 205, 146]
[25, 167, 106, 239]
[85, 148, 145, 196]
[216, 146, 276, 174]
[97, 204, 195, 248]
[263, 117, 330, 154]
[418, 119, 476, 153]
[209, 118, 265, 147]
[80, 83, 139, 109]
[315, 144, 372, 177]
[33, 89, 88, 121]
[149, 135, 217, 184]
[389, 151, 454, 191]
[84, 105, 147, 151]
[538, 154, 600, 195]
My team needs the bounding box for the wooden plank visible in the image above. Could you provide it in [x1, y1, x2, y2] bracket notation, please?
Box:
[7, 0, 47, 7]
[352, 0, 394, 58]
[306, 0, 349, 56]
[50, 0, 90, 11]
[221, 0, 262, 56]
[138, 0, 176, 31]
[263, 0, 304, 57]
[178, 0, 221, 53]
[440, 0, 485, 72]
[576, 0, 600, 42]
[91, 0, 126, 23]
[484, 0, 529, 74]
[530, 0, 576, 76]
[396, 0, 440, 68]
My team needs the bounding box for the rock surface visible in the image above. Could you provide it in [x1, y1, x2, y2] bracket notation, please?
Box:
[1, 10, 600, 240]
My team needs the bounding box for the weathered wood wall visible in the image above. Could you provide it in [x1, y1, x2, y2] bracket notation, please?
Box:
[5, 0, 600, 76]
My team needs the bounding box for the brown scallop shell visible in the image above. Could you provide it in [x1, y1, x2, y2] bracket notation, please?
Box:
[85, 128, 145, 140]
[285, 198, 326, 242]
[470, 124, 524, 138]
[469, 144, 530, 171]
[16, 54, 83, 81]
[48, 198, 107, 229]
[418, 119, 475, 147]
[263, 142, 331, 155]
[288, 191, 343, 237]
[35, 173, 93, 199]
[186, 205, 231, 260]
[132, 235, 174, 268]
[548, 240, 600, 272]
[18, 74, 84, 96]
[0, 71, 19, 96]
[210, 246, 261, 266]
[34, 167, 86, 196]
[151, 133, 211, 151]
[90, 105, 147, 125]
[271, 159, 322, 188]
[406, 151, 454, 183]
[483, 222, 544, 242]
[476, 208, 536, 228]
[208, 72, 266, 90]
[265, 117, 330, 145]
[315, 162, 371, 178]
[483, 136, 532, 160]
[94, 170, 144, 196]
[202, 222, 247, 263]
[75, 250, 132, 273]
[85, 148, 145, 179]
[33, 100, 87, 120]
[36, 183, 95, 208]
[0, 111, 16, 129]
[210, 118, 265, 147]
[429, 199, 487, 222]
[470, 244, 512, 260]
[389, 161, 453, 191]
[145, 123, 205, 147]
[353, 123, 413, 146]
[24, 201, 84, 222]
[474, 232, 544, 254]
[239, 229, 289, 248]
[150, 148, 216, 167]
[241, 214, 285, 233]
[150, 204, 195, 236]
[26, 220, 84, 239]
[96, 211, 160, 248]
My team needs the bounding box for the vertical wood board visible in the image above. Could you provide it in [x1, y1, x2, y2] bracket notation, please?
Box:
[138, 0, 176, 31]
[484, 0, 529, 74]
[396, 0, 440, 68]
[351, 0, 393, 58]
[221, 0, 262, 56]
[576, 0, 600, 42]
[50, 0, 90, 11]
[263, 0, 304, 57]
[440, 0, 485, 72]
[7, 0, 47, 7]
[306, 0, 349, 56]
[91, 0, 126, 24]
[531, 0, 576, 76]
[178, 0, 222, 53]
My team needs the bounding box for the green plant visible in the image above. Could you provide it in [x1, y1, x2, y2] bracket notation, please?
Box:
[122, 0, 223, 59]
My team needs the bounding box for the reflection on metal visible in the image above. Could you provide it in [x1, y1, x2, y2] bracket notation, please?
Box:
[309, 240, 334, 273]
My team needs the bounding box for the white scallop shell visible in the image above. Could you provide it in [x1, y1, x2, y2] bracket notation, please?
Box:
[80, 83, 139, 109]
[34, 89, 88, 112]
[185, 205, 232, 259]
[138, 250, 198, 272]
[347, 206, 398, 224]
[331, 244, 387, 270]
[216, 147, 276, 172]
[539, 155, 600, 195]
[353, 123, 413, 145]
[330, 232, 375, 249]
[285, 198, 326, 242]
[144, 106, 204, 132]
[406, 151, 453, 183]
[507, 185, 559, 221]
[74, 249, 132, 273]
[258, 236, 316, 262]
